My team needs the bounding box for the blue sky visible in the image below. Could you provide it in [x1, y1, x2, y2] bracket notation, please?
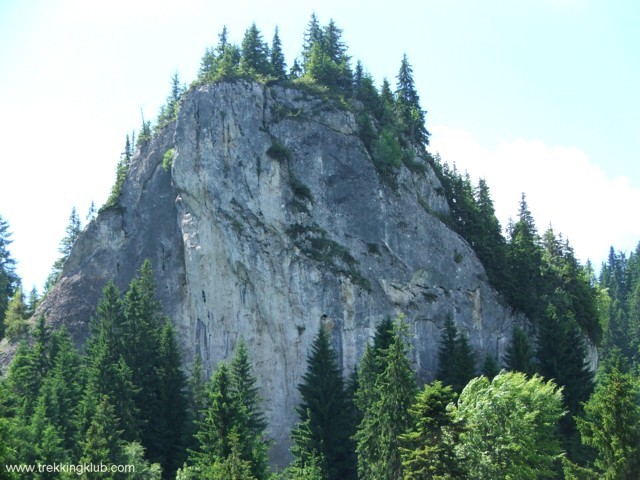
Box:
[1, 0, 639, 291]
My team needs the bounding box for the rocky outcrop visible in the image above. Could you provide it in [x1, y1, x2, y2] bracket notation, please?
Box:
[35, 80, 522, 462]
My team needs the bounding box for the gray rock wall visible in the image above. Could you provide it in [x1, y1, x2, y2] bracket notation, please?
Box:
[34, 80, 522, 463]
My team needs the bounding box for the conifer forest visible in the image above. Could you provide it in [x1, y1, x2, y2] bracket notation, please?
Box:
[2, 15, 640, 480]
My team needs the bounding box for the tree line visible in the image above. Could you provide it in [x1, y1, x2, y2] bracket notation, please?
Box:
[2, 251, 639, 478]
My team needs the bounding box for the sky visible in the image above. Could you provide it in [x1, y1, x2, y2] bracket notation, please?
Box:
[0, 0, 639, 292]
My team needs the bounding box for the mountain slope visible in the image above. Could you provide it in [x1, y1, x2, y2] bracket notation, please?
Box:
[36, 80, 521, 461]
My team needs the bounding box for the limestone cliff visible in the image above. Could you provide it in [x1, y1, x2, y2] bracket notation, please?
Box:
[36, 80, 521, 461]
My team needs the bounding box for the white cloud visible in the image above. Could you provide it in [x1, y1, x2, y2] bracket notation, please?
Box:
[430, 125, 640, 266]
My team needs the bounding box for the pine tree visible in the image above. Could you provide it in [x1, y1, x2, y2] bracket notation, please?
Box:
[0, 379, 23, 478]
[572, 353, 640, 479]
[200, 26, 240, 82]
[157, 72, 183, 126]
[505, 193, 543, 317]
[400, 381, 460, 479]
[473, 179, 507, 289]
[120, 261, 167, 464]
[353, 61, 364, 94]
[29, 398, 69, 474]
[216, 25, 229, 56]
[537, 304, 593, 417]
[209, 431, 258, 480]
[186, 352, 207, 449]
[199, 47, 216, 80]
[228, 339, 269, 480]
[292, 326, 355, 480]
[39, 327, 83, 454]
[6, 342, 40, 418]
[322, 19, 352, 92]
[57, 207, 81, 266]
[0, 214, 19, 330]
[25, 286, 39, 318]
[379, 78, 396, 128]
[395, 54, 429, 145]
[190, 363, 259, 475]
[537, 303, 593, 462]
[231, 338, 266, 436]
[240, 23, 270, 77]
[436, 316, 458, 384]
[137, 111, 153, 146]
[83, 281, 140, 441]
[302, 13, 323, 69]
[352, 344, 378, 479]
[121, 442, 163, 479]
[270, 27, 287, 80]
[155, 320, 189, 477]
[105, 134, 133, 209]
[481, 354, 500, 380]
[504, 326, 536, 375]
[355, 317, 417, 480]
[3, 287, 28, 340]
[80, 395, 125, 473]
[452, 333, 476, 391]
[437, 316, 476, 392]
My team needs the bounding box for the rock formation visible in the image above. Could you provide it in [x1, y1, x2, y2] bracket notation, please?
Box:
[36, 80, 521, 461]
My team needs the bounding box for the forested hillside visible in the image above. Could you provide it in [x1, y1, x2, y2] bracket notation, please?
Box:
[1, 14, 639, 480]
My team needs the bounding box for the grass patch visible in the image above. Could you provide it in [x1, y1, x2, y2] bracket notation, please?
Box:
[162, 148, 175, 171]
[290, 175, 314, 204]
[286, 223, 370, 291]
[266, 139, 291, 163]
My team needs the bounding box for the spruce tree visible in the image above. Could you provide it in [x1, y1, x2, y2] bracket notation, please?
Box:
[0, 214, 19, 330]
[104, 133, 134, 210]
[230, 338, 268, 480]
[505, 193, 542, 317]
[395, 54, 429, 145]
[473, 179, 507, 290]
[3, 287, 28, 340]
[157, 73, 183, 125]
[240, 23, 270, 77]
[379, 78, 396, 128]
[231, 338, 266, 436]
[155, 320, 189, 477]
[25, 286, 39, 318]
[481, 354, 500, 380]
[6, 315, 53, 419]
[504, 326, 536, 375]
[572, 353, 640, 479]
[292, 326, 355, 480]
[83, 282, 140, 441]
[355, 317, 417, 480]
[352, 344, 379, 480]
[321, 19, 352, 92]
[29, 398, 69, 473]
[186, 352, 207, 449]
[400, 381, 460, 479]
[6, 341, 40, 418]
[199, 47, 216, 80]
[39, 327, 83, 454]
[537, 303, 593, 462]
[270, 27, 287, 80]
[55, 207, 81, 271]
[190, 363, 260, 477]
[302, 13, 323, 69]
[80, 395, 125, 472]
[437, 316, 476, 392]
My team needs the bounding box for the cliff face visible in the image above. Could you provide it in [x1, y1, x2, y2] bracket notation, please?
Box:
[37, 80, 520, 461]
